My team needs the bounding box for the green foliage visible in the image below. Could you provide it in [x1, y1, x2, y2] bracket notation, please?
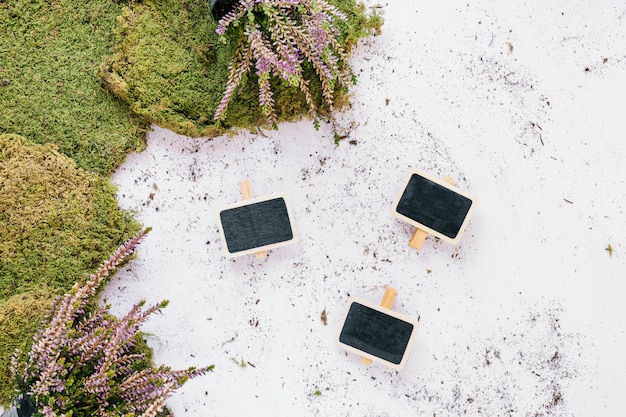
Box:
[0, 0, 147, 175]
[100, 0, 381, 137]
[343, 2, 384, 40]
[0, 135, 141, 406]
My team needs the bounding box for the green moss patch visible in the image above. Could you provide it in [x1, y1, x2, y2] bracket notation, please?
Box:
[100, 0, 233, 138]
[0, 0, 148, 175]
[0, 134, 140, 300]
[100, 0, 381, 137]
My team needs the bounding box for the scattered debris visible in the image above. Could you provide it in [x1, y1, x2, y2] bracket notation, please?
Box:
[321, 309, 328, 326]
[221, 332, 238, 347]
[230, 357, 247, 368]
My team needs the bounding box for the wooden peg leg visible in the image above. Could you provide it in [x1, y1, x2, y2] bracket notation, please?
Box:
[408, 228, 428, 250]
[442, 175, 457, 186]
[441, 175, 456, 187]
[239, 179, 266, 259]
[361, 287, 397, 366]
[360, 356, 373, 365]
[239, 180, 253, 200]
[379, 287, 397, 309]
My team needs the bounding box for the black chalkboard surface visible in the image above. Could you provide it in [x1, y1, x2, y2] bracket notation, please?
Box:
[392, 169, 476, 243]
[217, 194, 297, 257]
[335, 298, 419, 370]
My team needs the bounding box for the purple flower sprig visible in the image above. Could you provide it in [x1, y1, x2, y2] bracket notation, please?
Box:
[10, 229, 213, 417]
[214, 0, 353, 127]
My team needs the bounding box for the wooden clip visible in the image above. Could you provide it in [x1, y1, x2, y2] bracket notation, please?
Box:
[361, 287, 397, 366]
[239, 180, 267, 259]
[407, 175, 457, 250]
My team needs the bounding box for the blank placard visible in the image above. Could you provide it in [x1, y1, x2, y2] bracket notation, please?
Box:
[392, 169, 476, 243]
[336, 298, 419, 370]
[217, 194, 297, 257]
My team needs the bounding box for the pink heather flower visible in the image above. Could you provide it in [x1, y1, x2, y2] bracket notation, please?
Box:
[10, 229, 213, 416]
[41, 406, 58, 417]
[214, 0, 354, 125]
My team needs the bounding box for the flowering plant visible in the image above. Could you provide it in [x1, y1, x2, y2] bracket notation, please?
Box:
[9, 229, 212, 417]
[213, 0, 354, 127]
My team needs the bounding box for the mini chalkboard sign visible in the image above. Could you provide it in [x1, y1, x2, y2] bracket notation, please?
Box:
[217, 180, 298, 258]
[335, 287, 419, 370]
[391, 169, 477, 249]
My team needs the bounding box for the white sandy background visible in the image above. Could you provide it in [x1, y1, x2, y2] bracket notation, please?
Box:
[98, 1, 626, 416]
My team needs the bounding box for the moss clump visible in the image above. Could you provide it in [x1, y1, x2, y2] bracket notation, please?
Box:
[0, 0, 148, 175]
[100, 0, 233, 138]
[0, 134, 141, 301]
[100, 0, 381, 137]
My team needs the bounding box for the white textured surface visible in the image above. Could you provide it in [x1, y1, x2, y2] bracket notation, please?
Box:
[99, 1, 626, 416]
